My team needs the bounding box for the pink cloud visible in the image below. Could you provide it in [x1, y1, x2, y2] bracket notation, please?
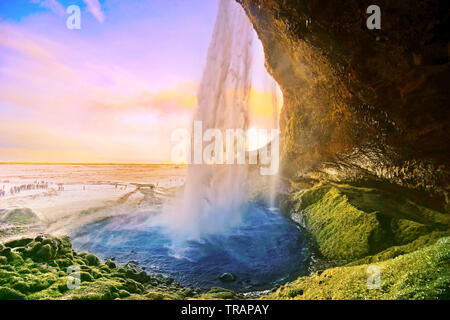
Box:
[82, 0, 105, 23]
[31, 0, 65, 16]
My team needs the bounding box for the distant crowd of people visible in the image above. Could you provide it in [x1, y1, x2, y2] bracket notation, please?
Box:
[0, 181, 52, 197]
[0, 181, 133, 197]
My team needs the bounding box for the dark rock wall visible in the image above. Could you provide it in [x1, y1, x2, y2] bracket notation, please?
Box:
[238, 0, 449, 211]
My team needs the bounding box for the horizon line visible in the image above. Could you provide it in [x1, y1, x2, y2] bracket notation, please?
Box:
[0, 161, 185, 166]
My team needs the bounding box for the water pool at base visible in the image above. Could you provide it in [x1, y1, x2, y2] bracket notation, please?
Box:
[70, 203, 310, 292]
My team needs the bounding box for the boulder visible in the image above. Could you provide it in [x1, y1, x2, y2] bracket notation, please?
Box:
[35, 244, 54, 261]
[85, 254, 100, 266]
[105, 260, 116, 269]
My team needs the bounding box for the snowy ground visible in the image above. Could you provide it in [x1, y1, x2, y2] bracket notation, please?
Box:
[0, 164, 186, 239]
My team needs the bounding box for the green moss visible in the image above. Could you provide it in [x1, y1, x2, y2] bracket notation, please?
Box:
[199, 287, 242, 300]
[79, 271, 93, 282]
[391, 218, 433, 245]
[0, 235, 193, 300]
[287, 183, 447, 262]
[0, 269, 16, 286]
[67, 281, 121, 300]
[335, 184, 450, 228]
[145, 291, 182, 300]
[2, 250, 25, 265]
[0, 286, 26, 300]
[290, 185, 391, 261]
[122, 279, 144, 294]
[118, 289, 130, 298]
[4, 238, 33, 248]
[85, 254, 100, 266]
[347, 231, 449, 266]
[34, 244, 53, 261]
[106, 260, 116, 269]
[263, 236, 450, 300]
[56, 258, 73, 269]
[11, 280, 30, 293]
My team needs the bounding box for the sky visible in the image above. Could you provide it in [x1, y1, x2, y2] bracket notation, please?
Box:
[0, 0, 281, 163]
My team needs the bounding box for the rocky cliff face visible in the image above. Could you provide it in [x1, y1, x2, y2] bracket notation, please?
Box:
[237, 2, 450, 299]
[238, 0, 449, 212]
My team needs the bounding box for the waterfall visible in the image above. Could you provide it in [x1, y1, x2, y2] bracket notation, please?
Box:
[163, 0, 281, 241]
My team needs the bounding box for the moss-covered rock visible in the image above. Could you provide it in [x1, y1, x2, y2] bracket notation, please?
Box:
[199, 287, 242, 300]
[0, 286, 26, 300]
[80, 271, 94, 282]
[0, 235, 194, 300]
[0, 247, 25, 265]
[105, 260, 116, 269]
[286, 183, 446, 262]
[347, 231, 449, 266]
[390, 219, 433, 245]
[4, 238, 33, 248]
[34, 244, 53, 261]
[289, 184, 392, 261]
[122, 279, 144, 294]
[118, 289, 130, 298]
[84, 254, 100, 266]
[121, 262, 152, 284]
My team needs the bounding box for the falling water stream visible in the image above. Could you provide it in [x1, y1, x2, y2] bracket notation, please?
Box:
[163, 0, 256, 239]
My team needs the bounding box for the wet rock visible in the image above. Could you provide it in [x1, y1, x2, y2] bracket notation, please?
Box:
[219, 273, 236, 282]
[123, 262, 151, 284]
